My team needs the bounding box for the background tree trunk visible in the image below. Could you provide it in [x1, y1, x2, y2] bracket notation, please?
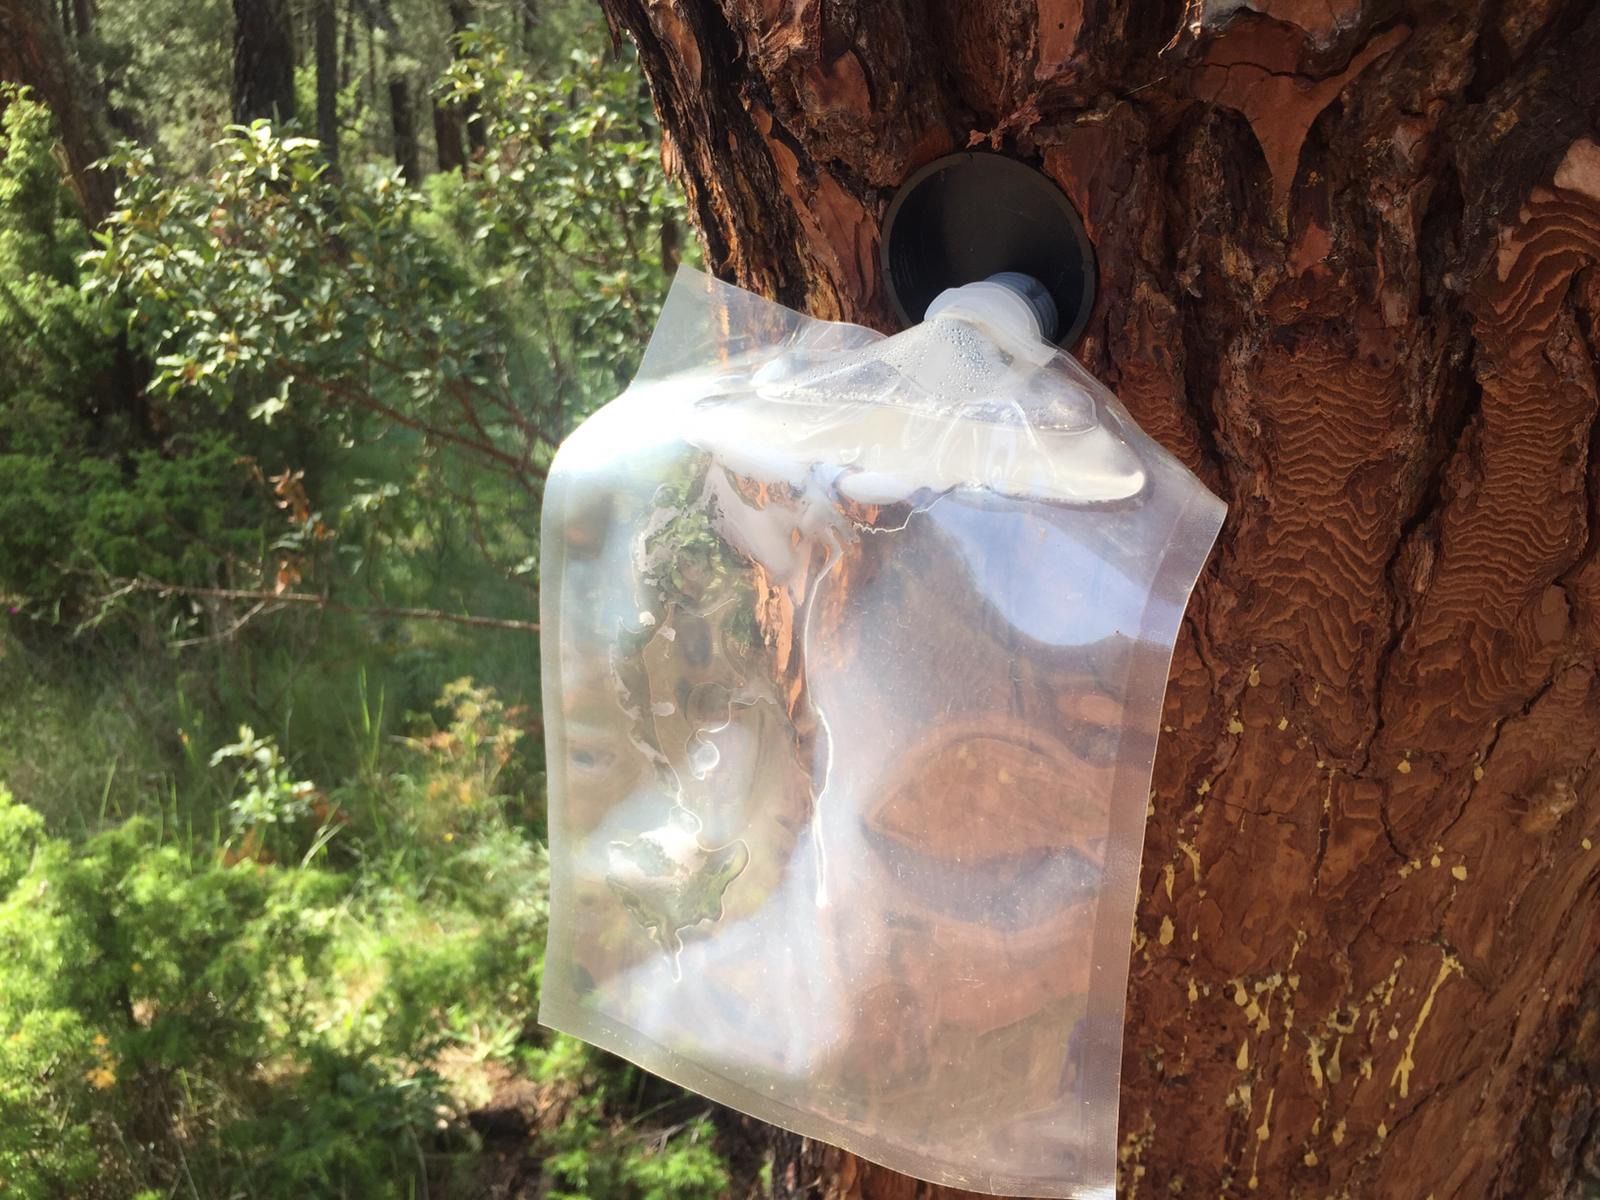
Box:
[430, 0, 476, 173]
[597, 1, 1600, 1196]
[0, 0, 114, 220]
[313, 0, 339, 167]
[448, 0, 485, 156]
[231, 0, 297, 125]
[386, 74, 418, 183]
[433, 98, 465, 172]
[363, 0, 419, 184]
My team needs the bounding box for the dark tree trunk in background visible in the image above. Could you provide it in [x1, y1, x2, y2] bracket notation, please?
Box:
[231, 0, 296, 125]
[432, 99, 465, 172]
[359, 2, 376, 128]
[366, 0, 418, 184]
[600, 1, 1600, 1197]
[518, 0, 537, 54]
[339, 0, 354, 90]
[430, 0, 473, 172]
[387, 75, 418, 183]
[0, 0, 113, 220]
[447, 0, 484, 156]
[313, 0, 338, 166]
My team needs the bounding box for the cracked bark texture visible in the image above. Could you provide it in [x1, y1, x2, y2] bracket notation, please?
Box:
[596, 0, 1600, 1196]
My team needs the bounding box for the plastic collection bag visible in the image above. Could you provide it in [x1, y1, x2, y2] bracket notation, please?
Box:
[539, 267, 1224, 1198]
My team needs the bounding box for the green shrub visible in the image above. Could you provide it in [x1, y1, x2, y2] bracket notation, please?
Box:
[0, 789, 101, 1195]
[0, 658, 724, 1199]
[0, 666, 551, 1197]
[0, 31, 722, 1192]
[0, 782, 45, 893]
[392, 676, 534, 845]
[0, 783, 386, 1198]
[76, 34, 689, 621]
[535, 1040, 731, 1200]
[0, 86, 281, 620]
[83, 120, 547, 607]
[317, 680, 549, 1066]
[433, 34, 690, 426]
[623, 1125, 732, 1200]
[0, 85, 113, 609]
[546, 1109, 731, 1200]
[220, 1047, 454, 1200]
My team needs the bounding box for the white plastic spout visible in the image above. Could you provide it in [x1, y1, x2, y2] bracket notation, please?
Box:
[918, 275, 1060, 373]
[928, 280, 1062, 355]
[927, 273, 1059, 344]
[988, 272, 1060, 341]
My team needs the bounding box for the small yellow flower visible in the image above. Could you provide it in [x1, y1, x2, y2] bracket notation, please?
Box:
[84, 1065, 117, 1090]
[129, 962, 142, 974]
[92, 1033, 109, 1049]
[442, 832, 455, 843]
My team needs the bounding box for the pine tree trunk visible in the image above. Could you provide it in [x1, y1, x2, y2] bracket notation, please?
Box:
[431, 0, 475, 171]
[387, 74, 418, 183]
[364, 7, 376, 115]
[432, 98, 465, 172]
[340, 0, 355, 91]
[0, 0, 113, 220]
[366, 0, 418, 184]
[447, 0, 484, 156]
[597, 1, 1600, 1196]
[313, 0, 339, 167]
[231, 0, 296, 125]
[518, 0, 537, 55]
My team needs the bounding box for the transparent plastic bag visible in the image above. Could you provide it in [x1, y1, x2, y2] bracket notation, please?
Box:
[539, 267, 1224, 1198]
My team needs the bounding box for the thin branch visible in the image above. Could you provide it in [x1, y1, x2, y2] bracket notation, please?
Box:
[283, 362, 543, 486]
[171, 599, 270, 648]
[128, 578, 540, 634]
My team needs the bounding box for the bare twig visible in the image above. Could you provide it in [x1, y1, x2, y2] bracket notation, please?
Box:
[171, 599, 270, 648]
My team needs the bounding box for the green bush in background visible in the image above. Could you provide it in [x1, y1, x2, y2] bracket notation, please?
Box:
[0, 670, 722, 1198]
[0, 0, 735, 1194]
[0, 87, 312, 623]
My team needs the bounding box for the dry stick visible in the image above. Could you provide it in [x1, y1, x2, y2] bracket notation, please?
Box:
[133, 580, 540, 634]
[171, 599, 270, 649]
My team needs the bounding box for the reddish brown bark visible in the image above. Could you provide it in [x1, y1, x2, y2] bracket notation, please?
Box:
[598, 1, 1600, 1196]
